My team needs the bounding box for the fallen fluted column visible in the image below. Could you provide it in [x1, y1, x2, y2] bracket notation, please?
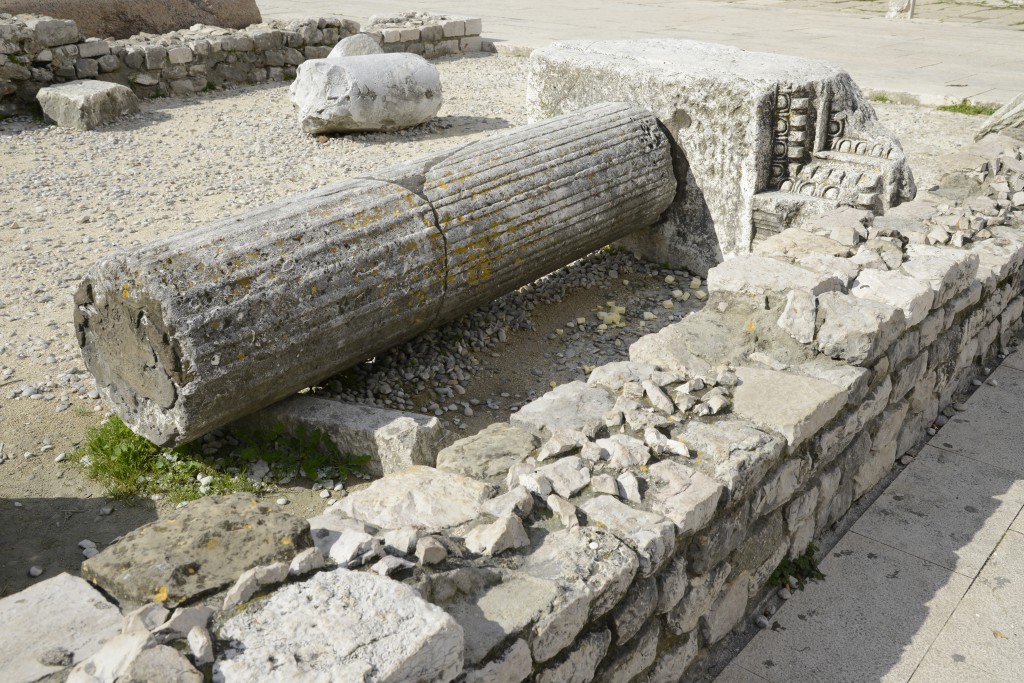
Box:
[75, 102, 676, 446]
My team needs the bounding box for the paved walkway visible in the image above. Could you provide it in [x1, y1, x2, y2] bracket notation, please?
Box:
[717, 346, 1024, 682]
[260, 0, 1024, 105]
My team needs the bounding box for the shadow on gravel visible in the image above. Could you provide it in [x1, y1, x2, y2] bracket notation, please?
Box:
[0, 495, 157, 598]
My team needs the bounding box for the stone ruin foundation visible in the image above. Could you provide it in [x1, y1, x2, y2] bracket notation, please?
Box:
[0, 11, 484, 118]
[2, 34, 1024, 683]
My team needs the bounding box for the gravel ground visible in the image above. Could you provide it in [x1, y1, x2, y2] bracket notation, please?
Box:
[0, 52, 981, 596]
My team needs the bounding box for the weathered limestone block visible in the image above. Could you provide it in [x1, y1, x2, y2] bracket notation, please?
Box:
[290, 53, 442, 134]
[731, 366, 846, 449]
[594, 621, 660, 683]
[335, 466, 491, 532]
[707, 254, 843, 298]
[67, 631, 201, 683]
[700, 571, 751, 644]
[510, 381, 613, 439]
[21, 15, 78, 47]
[234, 395, 438, 477]
[464, 515, 530, 556]
[674, 417, 785, 499]
[37, 80, 138, 131]
[610, 577, 658, 645]
[666, 562, 731, 635]
[587, 361, 656, 391]
[851, 269, 933, 327]
[437, 422, 539, 480]
[753, 227, 852, 260]
[777, 288, 817, 344]
[0, 573, 122, 683]
[816, 291, 906, 365]
[77, 104, 675, 446]
[216, 568, 463, 682]
[534, 629, 611, 683]
[0, 1, 261, 40]
[528, 39, 914, 273]
[901, 244, 980, 308]
[463, 639, 532, 683]
[579, 495, 675, 577]
[328, 32, 383, 59]
[646, 634, 699, 683]
[82, 494, 311, 608]
[975, 92, 1024, 141]
[646, 459, 724, 535]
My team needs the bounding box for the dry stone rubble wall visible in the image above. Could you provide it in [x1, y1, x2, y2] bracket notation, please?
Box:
[0, 11, 484, 118]
[43, 140, 1024, 683]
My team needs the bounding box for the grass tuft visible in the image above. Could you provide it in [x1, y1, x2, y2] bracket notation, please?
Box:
[768, 543, 826, 591]
[73, 416, 370, 502]
[936, 99, 997, 116]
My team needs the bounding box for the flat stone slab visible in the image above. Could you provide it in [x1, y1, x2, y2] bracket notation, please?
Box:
[851, 444, 1024, 577]
[707, 255, 843, 298]
[646, 459, 724, 535]
[436, 422, 539, 480]
[234, 395, 440, 477]
[578, 495, 674, 577]
[920, 529, 1024, 682]
[216, 568, 463, 682]
[37, 80, 139, 131]
[731, 366, 846, 449]
[82, 494, 312, 608]
[0, 573, 122, 683]
[335, 466, 492, 532]
[900, 244, 980, 308]
[815, 291, 906, 366]
[510, 381, 613, 438]
[726, 532, 971, 682]
[850, 269, 934, 328]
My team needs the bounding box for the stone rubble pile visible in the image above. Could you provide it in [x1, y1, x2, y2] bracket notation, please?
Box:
[0, 12, 484, 119]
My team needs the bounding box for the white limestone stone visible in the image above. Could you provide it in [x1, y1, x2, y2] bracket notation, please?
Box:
[415, 536, 449, 565]
[37, 80, 139, 131]
[666, 562, 731, 635]
[646, 460, 724, 535]
[528, 39, 913, 273]
[732, 366, 846, 449]
[67, 631, 200, 683]
[547, 494, 581, 528]
[290, 54, 442, 134]
[777, 288, 817, 344]
[463, 639, 532, 683]
[217, 570, 463, 681]
[222, 562, 289, 611]
[335, 466, 491, 532]
[511, 381, 614, 438]
[815, 291, 906, 365]
[328, 33, 384, 59]
[186, 627, 214, 666]
[901, 244, 980, 308]
[598, 433, 654, 468]
[482, 486, 535, 518]
[465, 515, 530, 556]
[534, 629, 611, 683]
[0, 573, 122, 683]
[534, 456, 591, 498]
[851, 269, 933, 327]
[701, 571, 751, 644]
[707, 255, 843, 298]
[579, 496, 675, 577]
[288, 547, 325, 577]
[237, 395, 439, 477]
[587, 361, 656, 391]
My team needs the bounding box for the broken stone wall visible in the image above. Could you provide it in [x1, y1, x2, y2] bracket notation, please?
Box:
[0, 12, 484, 118]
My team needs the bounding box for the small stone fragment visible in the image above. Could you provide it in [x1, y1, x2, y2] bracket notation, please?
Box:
[464, 515, 530, 556]
[187, 626, 214, 666]
[415, 536, 448, 566]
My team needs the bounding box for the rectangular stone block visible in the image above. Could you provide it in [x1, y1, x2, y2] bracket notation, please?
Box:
[579, 496, 675, 577]
[400, 28, 421, 42]
[77, 40, 109, 59]
[167, 46, 193, 64]
[460, 36, 483, 53]
[901, 244, 980, 308]
[464, 17, 483, 35]
[443, 20, 466, 38]
[732, 366, 846, 449]
[708, 255, 842, 298]
[381, 29, 402, 44]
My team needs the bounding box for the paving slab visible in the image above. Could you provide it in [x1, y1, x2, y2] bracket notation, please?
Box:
[918, 529, 1024, 682]
[1013, 507, 1024, 534]
[724, 532, 971, 683]
[851, 444, 1024, 577]
[928, 364, 1024, 476]
[908, 652, 1017, 683]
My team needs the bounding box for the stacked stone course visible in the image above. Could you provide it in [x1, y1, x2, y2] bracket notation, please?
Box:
[0, 12, 484, 118]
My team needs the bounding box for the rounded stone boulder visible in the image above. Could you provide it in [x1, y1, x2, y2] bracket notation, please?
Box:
[289, 53, 442, 134]
[327, 32, 384, 59]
